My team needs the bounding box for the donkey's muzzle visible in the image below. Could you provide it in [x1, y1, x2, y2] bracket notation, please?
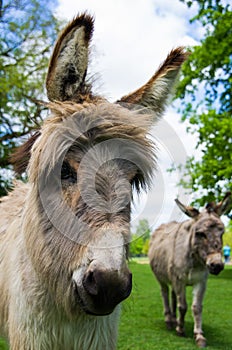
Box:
[82, 266, 132, 315]
[206, 253, 224, 275]
[207, 261, 224, 275]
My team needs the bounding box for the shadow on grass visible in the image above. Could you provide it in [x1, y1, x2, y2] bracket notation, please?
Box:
[215, 267, 232, 280]
[201, 322, 232, 349]
[154, 318, 195, 340]
[153, 318, 232, 349]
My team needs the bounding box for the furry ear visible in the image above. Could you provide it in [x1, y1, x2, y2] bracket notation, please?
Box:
[214, 192, 231, 216]
[10, 131, 41, 175]
[118, 47, 189, 118]
[175, 198, 199, 218]
[46, 13, 94, 102]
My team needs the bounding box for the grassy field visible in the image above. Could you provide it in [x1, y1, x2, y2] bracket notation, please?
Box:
[1, 262, 232, 350]
[118, 262, 232, 350]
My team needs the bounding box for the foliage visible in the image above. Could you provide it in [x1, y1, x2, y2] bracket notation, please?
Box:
[142, 238, 150, 255]
[117, 262, 232, 350]
[129, 219, 151, 257]
[223, 224, 232, 248]
[0, 0, 61, 195]
[176, 0, 232, 208]
[130, 235, 145, 257]
[134, 218, 151, 240]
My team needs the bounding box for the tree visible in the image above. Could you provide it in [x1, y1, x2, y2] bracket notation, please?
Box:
[0, 0, 61, 195]
[223, 227, 232, 249]
[129, 235, 144, 257]
[135, 218, 151, 241]
[176, 0, 232, 208]
[142, 238, 150, 256]
[129, 219, 151, 257]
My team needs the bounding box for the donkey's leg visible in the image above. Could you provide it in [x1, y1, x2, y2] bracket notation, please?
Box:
[192, 281, 207, 348]
[160, 283, 173, 330]
[175, 287, 187, 336]
[171, 288, 177, 327]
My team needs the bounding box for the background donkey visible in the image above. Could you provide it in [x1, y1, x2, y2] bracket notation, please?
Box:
[149, 193, 231, 348]
[0, 13, 187, 350]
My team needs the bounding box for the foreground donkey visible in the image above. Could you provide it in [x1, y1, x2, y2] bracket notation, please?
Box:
[149, 193, 231, 348]
[0, 13, 187, 350]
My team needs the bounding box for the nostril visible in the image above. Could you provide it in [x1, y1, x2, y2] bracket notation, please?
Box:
[208, 262, 224, 275]
[83, 271, 98, 296]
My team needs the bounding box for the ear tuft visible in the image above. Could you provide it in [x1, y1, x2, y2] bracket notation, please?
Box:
[60, 13, 94, 46]
[155, 47, 189, 77]
[175, 198, 199, 218]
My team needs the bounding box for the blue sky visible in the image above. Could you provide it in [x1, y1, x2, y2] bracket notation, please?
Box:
[55, 0, 204, 231]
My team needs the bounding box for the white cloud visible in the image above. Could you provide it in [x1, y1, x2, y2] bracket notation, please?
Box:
[131, 109, 199, 231]
[56, 0, 202, 231]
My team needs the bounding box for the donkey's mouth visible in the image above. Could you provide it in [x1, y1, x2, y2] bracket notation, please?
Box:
[73, 284, 116, 316]
[208, 263, 224, 275]
[206, 254, 224, 275]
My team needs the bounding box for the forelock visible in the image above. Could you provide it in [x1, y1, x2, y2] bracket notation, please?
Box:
[28, 101, 156, 190]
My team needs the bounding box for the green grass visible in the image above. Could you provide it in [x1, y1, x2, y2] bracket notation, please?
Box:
[1, 263, 232, 349]
[0, 338, 7, 350]
[117, 262, 232, 350]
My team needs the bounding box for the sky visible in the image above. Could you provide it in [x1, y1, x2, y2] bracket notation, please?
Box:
[55, 0, 203, 231]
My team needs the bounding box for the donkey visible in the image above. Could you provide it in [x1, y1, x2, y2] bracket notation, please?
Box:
[149, 193, 231, 348]
[0, 14, 187, 350]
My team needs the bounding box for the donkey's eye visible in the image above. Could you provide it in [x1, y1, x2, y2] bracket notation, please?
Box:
[196, 231, 207, 239]
[61, 162, 77, 183]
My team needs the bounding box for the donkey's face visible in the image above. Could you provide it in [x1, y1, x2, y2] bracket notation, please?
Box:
[30, 102, 154, 315]
[193, 213, 225, 275]
[24, 14, 187, 316]
[175, 194, 231, 276]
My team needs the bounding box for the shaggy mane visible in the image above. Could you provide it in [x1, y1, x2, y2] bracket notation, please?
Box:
[11, 101, 156, 193]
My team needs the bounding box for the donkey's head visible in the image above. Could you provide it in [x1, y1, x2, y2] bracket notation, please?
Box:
[21, 14, 187, 316]
[175, 192, 231, 275]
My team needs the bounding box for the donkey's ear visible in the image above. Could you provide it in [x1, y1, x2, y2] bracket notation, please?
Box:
[118, 47, 188, 117]
[214, 192, 231, 216]
[46, 14, 94, 102]
[175, 198, 199, 218]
